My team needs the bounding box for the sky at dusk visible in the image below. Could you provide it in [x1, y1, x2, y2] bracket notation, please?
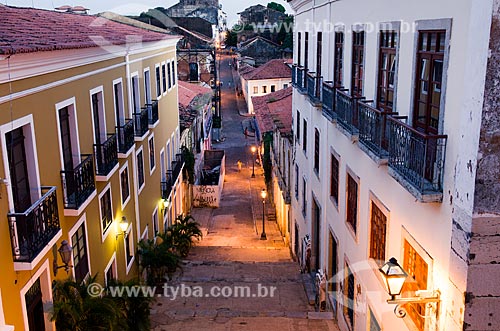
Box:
[4, 0, 293, 27]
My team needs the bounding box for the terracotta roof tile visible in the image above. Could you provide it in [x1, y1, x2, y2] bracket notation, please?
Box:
[178, 81, 212, 130]
[0, 5, 177, 55]
[252, 87, 293, 135]
[241, 58, 291, 81]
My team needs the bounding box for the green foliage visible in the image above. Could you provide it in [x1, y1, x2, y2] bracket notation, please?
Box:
[181, 146, 195, 184]
[225, 29, 238, 47]
[137, 236, 180, 284]
[267, 2, 286, 13]
[169, 214, 203, 257]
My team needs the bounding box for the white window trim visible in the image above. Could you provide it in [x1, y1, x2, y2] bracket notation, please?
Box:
[152, 206, 159, 236]
[345, 167, 360, 243]
[136, 146, 146, 194]
[141, 226, 149, 241]
[148, 133, 156, 175]
[143, 67, 151, 105]
[119, 161, 131, 210]
[112, 78, 126, 126]
[171, 58, 177, 86]
[167, 59, 172, 92]
[0, 114, 41, 212]
[99, 183, 114, 243]
[89, 86, 107, 144]
[130, 72, 140, 113]
[0, 290, 14, 330]
[124, 224, 135, 274]
[161, 61, 167, 96]
[55, 97, 82, 171]
[155, 63, 161, 99]
[68, 213, 92, 282]
[104, 252, 117, 286]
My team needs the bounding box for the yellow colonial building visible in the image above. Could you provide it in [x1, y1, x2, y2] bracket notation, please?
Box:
[0, 5, 184, 330]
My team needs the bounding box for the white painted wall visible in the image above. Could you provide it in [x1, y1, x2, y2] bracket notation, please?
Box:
[241, 77, 292, 114]
[289, 0, 493, 330]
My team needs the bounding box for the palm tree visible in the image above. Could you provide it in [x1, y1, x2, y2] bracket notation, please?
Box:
[137, 235, 181, 284]
[169, 214, 202, 257]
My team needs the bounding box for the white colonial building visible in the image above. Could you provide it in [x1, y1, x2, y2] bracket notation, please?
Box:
[288, 0, 500, 330]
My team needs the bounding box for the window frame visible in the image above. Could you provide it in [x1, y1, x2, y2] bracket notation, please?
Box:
[302, 118, 307, 154]
[376, 30, 398, 112]
[343, 260, 356, 330]
[148, 133, 156, 175]
[98, 183, 113, 242]
[330, 152, 339, 207]
[68, 214, 91, 283]
[345, 169, 359, 239]
[104, 253, 117, 286]
[314, 128, 320, 175]
[124, 224, 134, 274]
[136, 146, 145, 194]
[161, 62, 167, 95]
[368, 194, 389, 265]
[351, 30, 365, 97]
[155, 64, 161, 98]
[302, 177, 307, 216]
[333, 30, 344, 87]
[296, 110, 301, 143]
[119, 162, 130, 209]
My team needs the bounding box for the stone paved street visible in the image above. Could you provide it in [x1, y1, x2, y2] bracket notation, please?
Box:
[151, 54, 339, 331]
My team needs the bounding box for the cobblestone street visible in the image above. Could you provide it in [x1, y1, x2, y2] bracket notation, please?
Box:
[151, 55, 338, 330]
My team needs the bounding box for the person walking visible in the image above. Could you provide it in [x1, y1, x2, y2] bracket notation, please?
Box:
[237, 160, 242, 172]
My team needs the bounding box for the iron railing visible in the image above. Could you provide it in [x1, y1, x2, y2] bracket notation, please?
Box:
[307, 72, 322, 105]
[322, 81, 335, 120]
[116, 119, 134, 154]
[297, 67, 306, 93]
[161, 171, 174, 200]
[291, 64, 298, 86]
[357, 101, 397, 159]
[94, 133, 118, 176]
[387, 117, 447, 194]
[161, 153, 185, 200]
[61, 154, 95, 209]
[133, 107, 149, 137]
[335, 89, 363, 134]
[8, 186, 60, 263]
[146, 100, 159, 126]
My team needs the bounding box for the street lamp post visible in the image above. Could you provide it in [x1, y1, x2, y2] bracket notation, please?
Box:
[251, 146, 256, 178]
[260, 189, 267, 240]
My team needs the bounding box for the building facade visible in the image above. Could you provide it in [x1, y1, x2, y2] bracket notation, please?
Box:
[0, 6, 184, 330]
[288, 0, 499, 330]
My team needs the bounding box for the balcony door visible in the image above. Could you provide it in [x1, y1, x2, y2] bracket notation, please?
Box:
[114, 82, 125, 127]
[59, 107, 76, 200]
[6, 127, 31, 212]
[25, 279, 45, 331]
[91, 92, 105, 145]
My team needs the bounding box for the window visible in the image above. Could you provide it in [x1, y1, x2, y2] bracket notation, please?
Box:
[346, 173, 358, 234]
[343, 262, 355, 329]
[369, 308, 381, 331]
[162, 63, 167, 93]
[377, 31, 398, 112]
[156, 65, 161, 97]
[302, 177, 307, 215]
[295, 165, 299, 199]
[316, 32, 322, 78]
[189, 63, 199, 81]
[297, 32, 302, 66]
[302, 119, 307, 153]
[253, 86, 258, 94]
[91, 90, 106, 145]
[296, 111, 301, 142]
[71, 223, 89, 283]
[314, 128, 320, 174]
[330, 154, 339, 205]
[334, 32, 344, 87]
[262, 86, 267, 93]
[100, 188, 113, 236]
[413, 30, 445, 134]
[113, 81, 125, 126]
[351, 31, 365, 97]
[148, 135, 155, 172]
[369, 201, 387, 264]
[168, 62, 172, 89]
[104, 257, 116, 286]
[171, 60, 176, 85]
[270, 85, 276, 92]
[120, 165, 130, 205]
[144, 69, 151, 104]
[125, 229, 134, 267]
[403, 240, 428, 331]
[131, 76, 140, 112]
[304, 32, 309, 71]
[283, 84, 288, 89]
[153, 209, 159, 235]
[137, 149, 145, 190]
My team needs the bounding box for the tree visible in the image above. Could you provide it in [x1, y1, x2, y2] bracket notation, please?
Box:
[267, 2, 286, 13]
[225, 28, 238, 47]
[169, 214, 203, 257]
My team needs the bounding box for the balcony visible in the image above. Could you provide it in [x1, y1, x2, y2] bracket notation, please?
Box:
[291, 64, 297, 86]
[146, 100, 159, 126]
[335, 89, 363, 135]
[8, 186, 61, 263]
[61, 154, 96, 210]
[116, 119, 134, 154]
[133, 107, 149, 138]
[387, 117, 447, 201]
[161, 153, 185, 200]
[296, 67, 306, 93]
[322, 81, 335, 121]
[94, 133, 118, 177]
[307, 72, 322, 106]
[357, 101, 398, 162]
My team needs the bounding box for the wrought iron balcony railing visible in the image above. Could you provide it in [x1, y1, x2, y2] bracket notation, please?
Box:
[8, 186, 60, 263]
[297, 67, 306, 93]
[321, 81, 335, 120]
[387, 117, 447, 195]
[291, 64, 298, 86]
[146, 100, 159, 126]
[357, 101, 398, 159]
[335, 88, 363, 134]
[116, 119, 134, 154]
[161, 171, 174, 200]
[307, 72, 322, 105]
[133, 107, 149, 137]
[61, 154, 96, 209]
[161, 153, 185, 200]
[94, 133, 118, 176]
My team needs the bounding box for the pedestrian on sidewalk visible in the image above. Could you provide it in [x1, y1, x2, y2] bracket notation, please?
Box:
[237, 160, 242, 172]
[244, 127, 248, 139]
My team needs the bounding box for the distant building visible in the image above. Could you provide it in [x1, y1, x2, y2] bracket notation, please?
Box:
[166, 0, 219, 25]
[240, 59, 292, 114]
[238, 4, 286, 26]
[238, 36, 282, 66]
